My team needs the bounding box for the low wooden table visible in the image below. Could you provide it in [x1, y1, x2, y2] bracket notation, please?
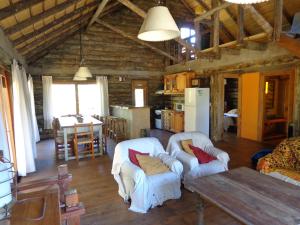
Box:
[184, 167, 300, 225]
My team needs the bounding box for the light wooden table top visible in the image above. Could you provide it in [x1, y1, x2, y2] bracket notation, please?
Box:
[185, 167, 300, 225]
[58, 116, 102, 128]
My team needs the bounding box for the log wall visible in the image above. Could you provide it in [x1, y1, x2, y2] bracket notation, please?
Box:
[30, 8, 169, 139]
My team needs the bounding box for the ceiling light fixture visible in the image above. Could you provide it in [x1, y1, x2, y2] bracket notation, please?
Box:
[138, 0, 180, 42]
[73, 24, 92, 81]
[224, 0, 269, 4]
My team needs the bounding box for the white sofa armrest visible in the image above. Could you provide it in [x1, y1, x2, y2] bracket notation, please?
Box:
[204, 146, 230, 169]
[176, 151, 198, 173]
[157, 153, 183, 177]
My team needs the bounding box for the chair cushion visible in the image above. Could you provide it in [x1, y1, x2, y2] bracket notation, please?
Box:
[189, 145, 216, 164]
[129, 149, 149, 167]
[181, 139, 194, 155]
[136, 155, 170, 176]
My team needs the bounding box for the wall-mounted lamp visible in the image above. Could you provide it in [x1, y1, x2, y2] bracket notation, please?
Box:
[265, 81, 269, 94]
[118, 76, 126, 82]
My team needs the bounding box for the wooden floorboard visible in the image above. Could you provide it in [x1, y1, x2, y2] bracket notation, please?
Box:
[22, 130, 274, 225]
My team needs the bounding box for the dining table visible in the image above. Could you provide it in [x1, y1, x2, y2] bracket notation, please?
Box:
[58, 116, 103, 161]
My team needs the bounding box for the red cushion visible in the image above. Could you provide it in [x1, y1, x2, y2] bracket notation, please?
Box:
[128, 149, 149, 167]
[189, 145, 216, 164]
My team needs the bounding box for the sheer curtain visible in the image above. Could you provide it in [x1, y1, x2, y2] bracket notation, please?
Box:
[96, 76, 109, 116]
[42, 76, 53, 129]
[12, 59, 36, 176]
[28, 75, 40, 142]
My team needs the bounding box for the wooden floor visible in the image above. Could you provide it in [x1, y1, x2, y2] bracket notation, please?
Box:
[23, 130, 274, 225]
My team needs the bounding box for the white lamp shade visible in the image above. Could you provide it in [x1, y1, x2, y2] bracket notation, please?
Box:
[138, 6, 180, 42]
[224, 0, 269, 4]
[73, 66, 92, 81]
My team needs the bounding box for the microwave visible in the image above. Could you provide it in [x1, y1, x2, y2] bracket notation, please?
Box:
[174, 103, 184, 111]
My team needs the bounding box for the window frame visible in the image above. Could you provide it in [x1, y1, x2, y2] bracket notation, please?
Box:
[131, 80, 148, 107]
[52, 80, 97, 115]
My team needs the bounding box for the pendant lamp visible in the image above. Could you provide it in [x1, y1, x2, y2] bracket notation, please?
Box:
[73, 26, 92, 81]
[138, 1, 180, 42]
[224, 0, 269, 4]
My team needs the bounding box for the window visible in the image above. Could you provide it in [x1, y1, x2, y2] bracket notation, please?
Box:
[180, 27, 196, 59]
[52, 83, 99, 116]
[52, 84, 76, 116]
[78, 84, 98, 115]
[132, 80, 148, 107]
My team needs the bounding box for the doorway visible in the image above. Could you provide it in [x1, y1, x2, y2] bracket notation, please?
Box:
[223, 75, 241, 137]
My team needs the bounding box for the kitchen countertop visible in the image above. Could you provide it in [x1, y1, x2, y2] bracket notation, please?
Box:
[110, 105, 150, 109]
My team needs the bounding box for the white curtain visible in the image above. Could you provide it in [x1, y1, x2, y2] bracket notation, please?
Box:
[0, 78, 10, 161]
[96, 76, 109, 116]
[28, 75, 40, 142]
[42, 76, 53, 129]
[12, 59, 36, 176]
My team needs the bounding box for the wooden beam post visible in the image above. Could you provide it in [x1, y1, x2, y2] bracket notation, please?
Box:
[96, 19, 178, 62]
[212, 0, 220, 53]
[237, 5, 245, 45]
[273, 0, 283, 42]
[243, 5, 273, 36]
[87, 0, 110, 29]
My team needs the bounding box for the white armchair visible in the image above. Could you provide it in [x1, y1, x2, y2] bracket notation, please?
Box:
[111, 137, 183, 213]
[166, 132, 229, 185]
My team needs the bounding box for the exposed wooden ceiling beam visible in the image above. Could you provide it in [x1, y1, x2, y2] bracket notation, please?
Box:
[87, 0, 110, 29]
[194, 2, 231, 23]
[0, 0, 43, 21]
[96, 19, 178, 62]
[237, 5, 245, 44]
[27, 26, 83, 64]
[196, 0, 234, 41]
[243, 5, 273, 35]
[13, 1, 98, 47]
[277, 34, 300, 58]
[179, 0, 195, 14]
[212, 0, 220, 53]
[4, 0, 83, 36]
[117, 0, 198, 53]
[100, 1, 122, 17]
[273, 0, 283, 41]
[18, 11, 93, 54]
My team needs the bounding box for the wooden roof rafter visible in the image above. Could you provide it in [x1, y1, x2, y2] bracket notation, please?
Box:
[4, 0, 84, 36]
[12, 1, 98, 47]
[0, 0, 44, 21]
[19, 10, 94, 55]
[87, 0, 110, 29]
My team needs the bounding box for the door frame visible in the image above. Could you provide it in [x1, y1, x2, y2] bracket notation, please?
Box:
[222, 74, 242, 137]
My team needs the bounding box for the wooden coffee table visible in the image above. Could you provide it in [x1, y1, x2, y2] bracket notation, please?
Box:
[184, 167, 300, 225]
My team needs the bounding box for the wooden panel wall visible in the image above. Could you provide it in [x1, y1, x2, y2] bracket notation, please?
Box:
[30, 8, 167, 139]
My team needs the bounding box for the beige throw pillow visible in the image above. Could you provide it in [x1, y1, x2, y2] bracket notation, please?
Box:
[136, 155, 170, 176]
[181, 139, 194, 155]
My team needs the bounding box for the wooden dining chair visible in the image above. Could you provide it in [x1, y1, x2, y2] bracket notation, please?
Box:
[52, 118, 74, 160]
[73, 122, 95, 161]
[112, 118, 127, 143]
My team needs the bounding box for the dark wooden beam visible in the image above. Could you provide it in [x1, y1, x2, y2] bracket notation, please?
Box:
[237, 5, 245, 44]
[243, 5, 273, 35]
[87, 0, 110, 29]
[194, 2, 231, 22]
[212, 0, 220, 53]
[4, 0, 83, 36]
[18, 11, 93, 54]
[180, 0, 195, 14]
[99, 1, 121, 18]
[194, 22, 201, 49]
[196, 0, 234, 41]
[273, 0, 283, 41]
[0, 0, 43, 21]
[96, 19, 178, 62]
[13, 1, 98, 46]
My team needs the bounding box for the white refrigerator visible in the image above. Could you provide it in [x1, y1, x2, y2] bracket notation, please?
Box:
[184, 88, 210, 136]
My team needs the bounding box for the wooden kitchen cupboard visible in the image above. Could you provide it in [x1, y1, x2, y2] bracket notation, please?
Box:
[164, 71, 196, 94]
[162, 110, 184, 133]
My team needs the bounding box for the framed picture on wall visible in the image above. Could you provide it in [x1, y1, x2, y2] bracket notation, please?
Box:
[191, 78, 201, 87]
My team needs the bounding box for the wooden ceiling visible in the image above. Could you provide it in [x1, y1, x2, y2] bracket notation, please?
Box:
[0, 0, 300, 64]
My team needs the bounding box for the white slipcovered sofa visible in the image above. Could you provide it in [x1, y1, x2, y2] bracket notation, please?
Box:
[166, 132, 230, 185]
[111, 137, 183, 213]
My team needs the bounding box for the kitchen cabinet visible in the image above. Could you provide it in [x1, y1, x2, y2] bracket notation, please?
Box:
[164, 72, 196, 94]
[162, 110, 184, 133]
